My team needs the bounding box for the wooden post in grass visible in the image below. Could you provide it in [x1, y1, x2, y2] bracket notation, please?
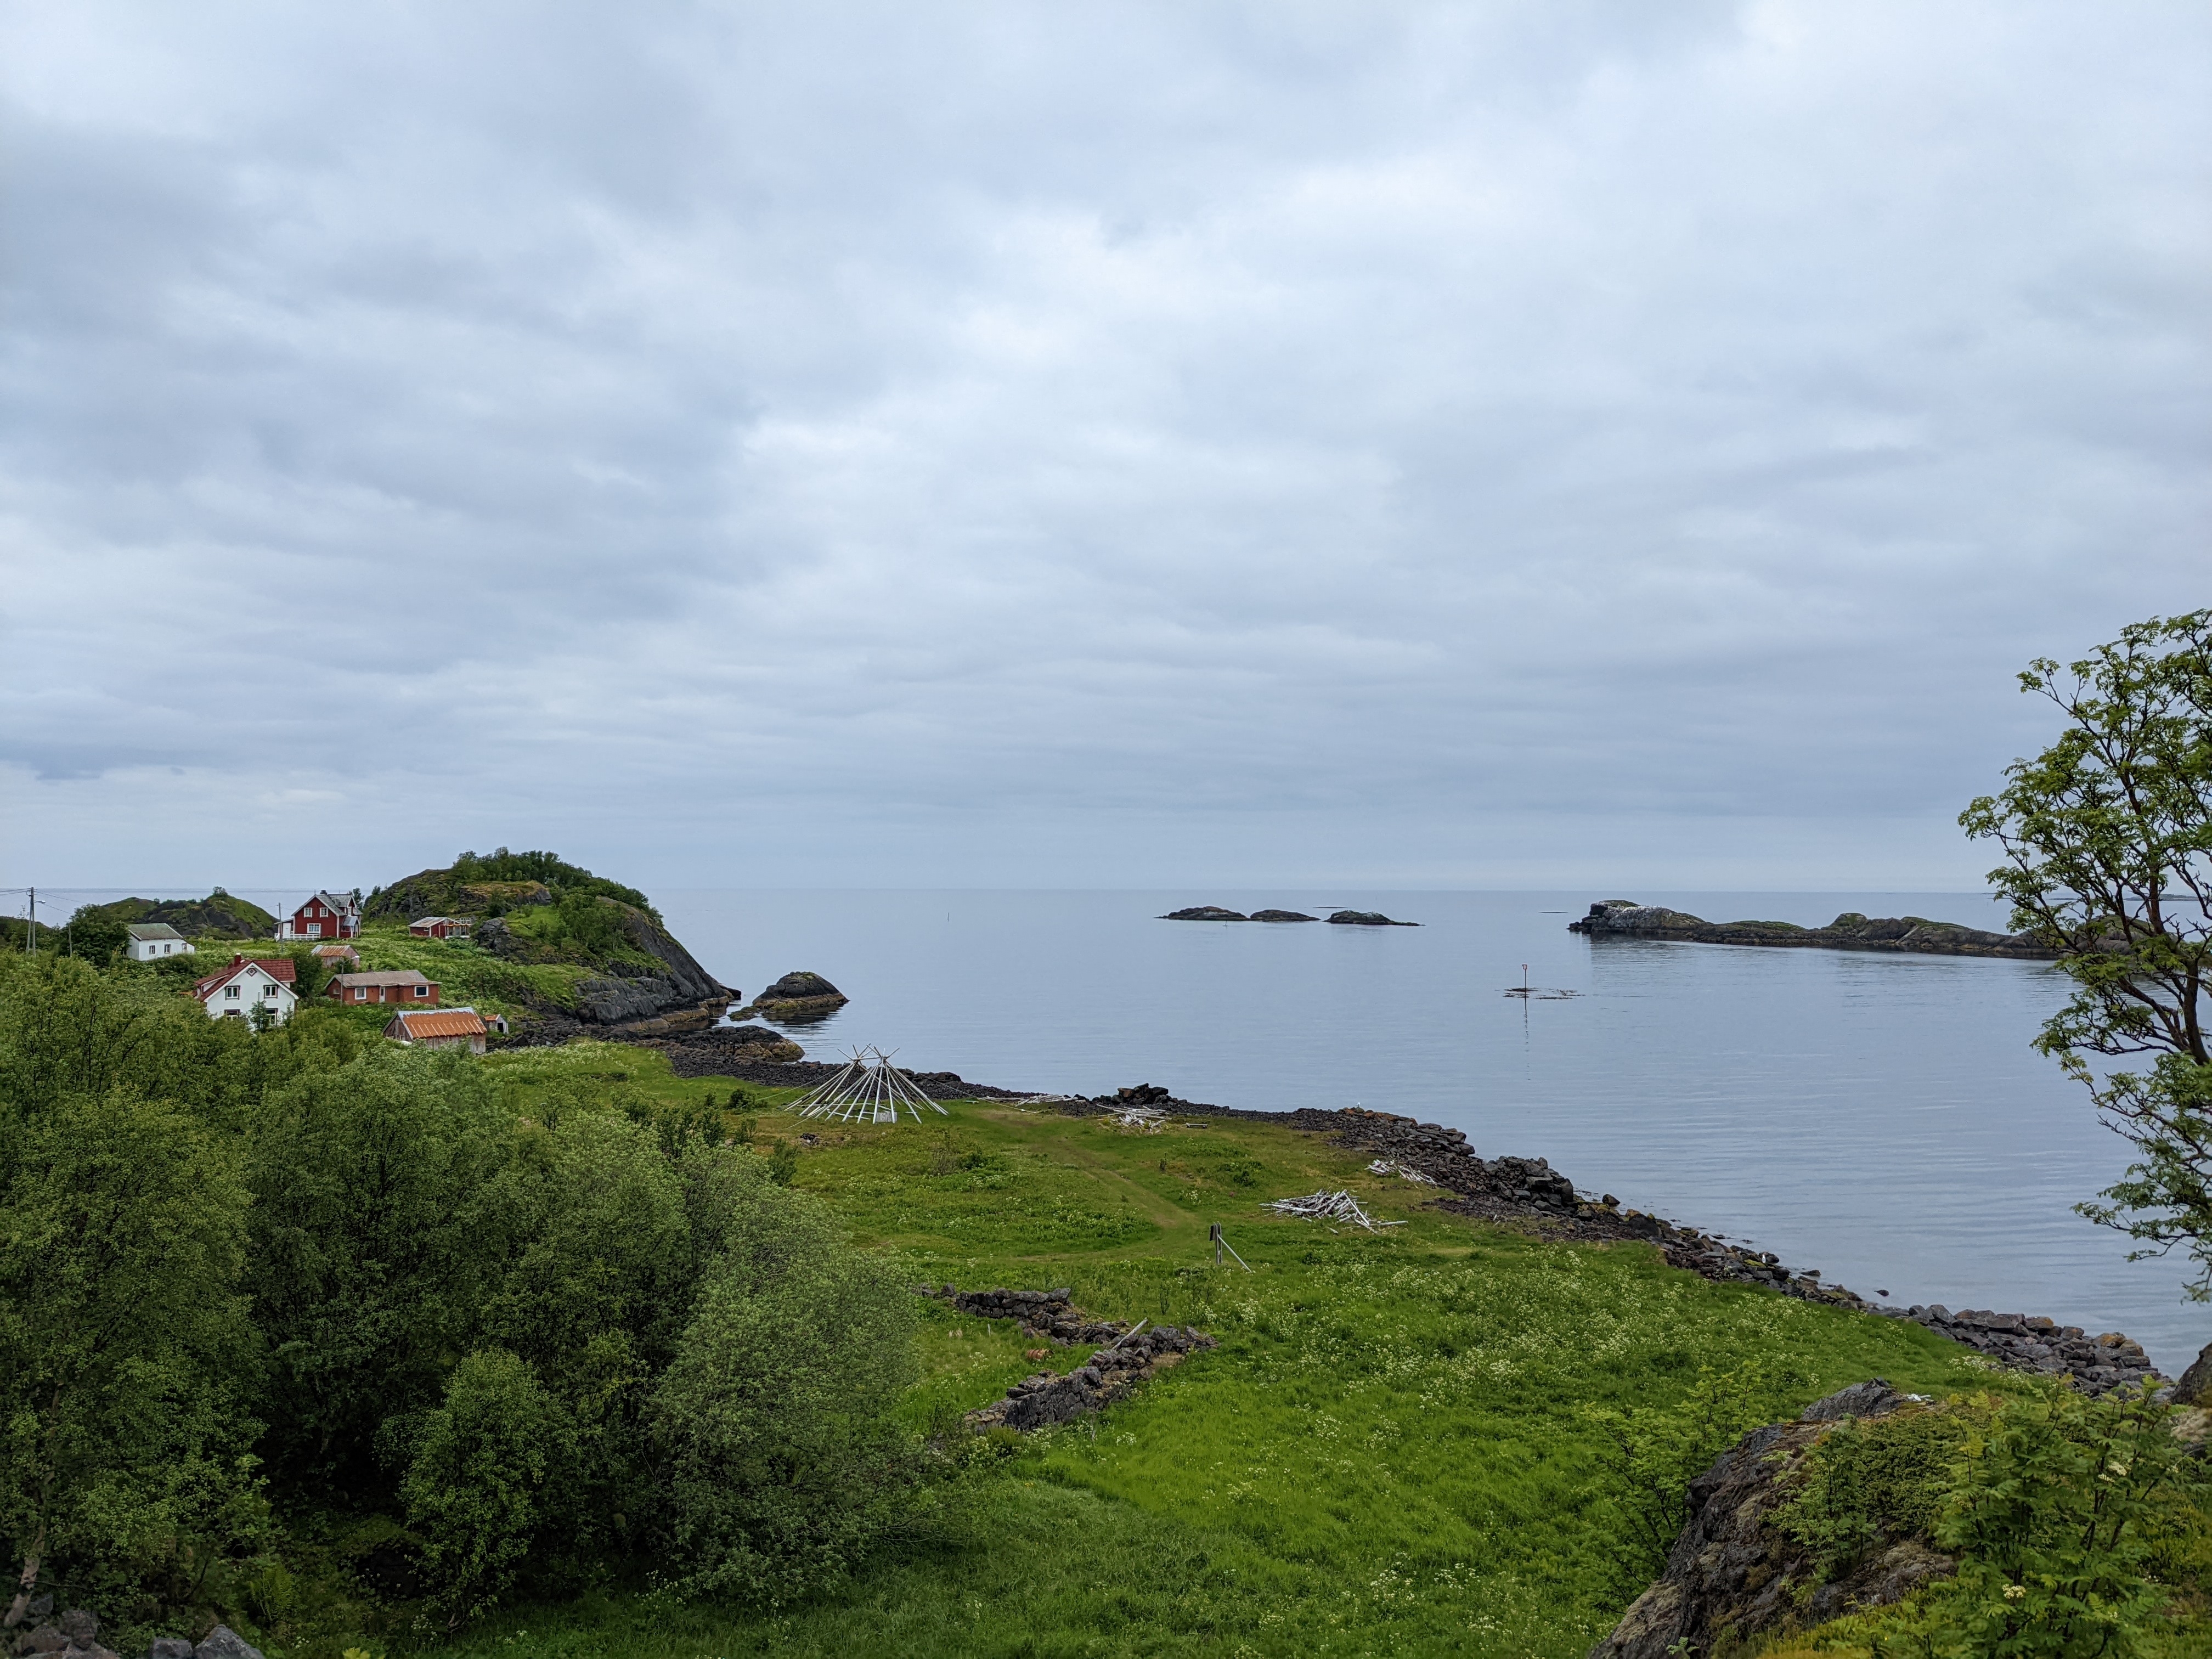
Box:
[1210, 1223, 1251, 1272]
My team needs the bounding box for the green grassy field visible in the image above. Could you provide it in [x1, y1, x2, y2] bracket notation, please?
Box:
[364, 1043, 2064, 1659]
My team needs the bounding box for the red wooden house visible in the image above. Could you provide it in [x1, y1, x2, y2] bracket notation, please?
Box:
[328, 970, 441, 1006]
[281, 890, 361, 941]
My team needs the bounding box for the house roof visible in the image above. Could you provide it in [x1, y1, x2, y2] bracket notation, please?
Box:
[296, 890, 360, 916]
[126, 923, 185, 941]
[331, 970, 433, 989]
[386, 1009, 486, 1041]
[194, 955, 298, 1000]
[408, 915, 464, 928]
[311, 944, 359, 959]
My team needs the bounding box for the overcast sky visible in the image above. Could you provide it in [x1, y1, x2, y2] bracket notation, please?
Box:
[2, 1, 2205, 894]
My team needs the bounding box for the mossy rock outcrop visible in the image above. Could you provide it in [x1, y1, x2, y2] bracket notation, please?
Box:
[89, 889, 276, 939]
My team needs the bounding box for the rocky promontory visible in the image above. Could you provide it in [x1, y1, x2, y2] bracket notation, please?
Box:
[1567, 900, 2055, 958]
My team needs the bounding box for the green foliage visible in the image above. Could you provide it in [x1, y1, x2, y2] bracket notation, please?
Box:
[1583, 1358, 1809, 1580]
[766, 1137, 798, 1186]
[650, 1180, 919, 1606]
[1778, 1400, 1980, 1579]
[286, 945, 333, 1002]
[1960, 610, 2212, 1293]
[0, 1088, 264, 1620]
[400, 1349, 565, 1628]
[246, 1046, 515, 1496]
[62, 905, 129, 966]
[550, 890, 623, 956]
[1802, 1387, 2211, 1658]
[1923, 1387, 2203, 1658]
[448, 850, 656, 919]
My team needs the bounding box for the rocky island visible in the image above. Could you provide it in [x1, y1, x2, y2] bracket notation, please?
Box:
[730, 969, 849, 1023]
[1567, 899, 2055, 958]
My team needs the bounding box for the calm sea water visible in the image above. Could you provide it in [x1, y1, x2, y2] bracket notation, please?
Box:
[659, 888, 2207, 1376]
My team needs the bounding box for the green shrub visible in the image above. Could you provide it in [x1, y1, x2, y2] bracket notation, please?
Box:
[1795, 1387, 2211, 1657]
[246, 1046, 515, 1496]
[1922, 1387, 2204, 1657]
[400, 1349, 566, 1627]
[1584, 1358, 1808, 1581]
[650, 1182, 919, 1607]
[1779, 1400, 1985, 1578]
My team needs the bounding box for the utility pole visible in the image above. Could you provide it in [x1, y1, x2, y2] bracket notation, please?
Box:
[25, 887, 33, 954]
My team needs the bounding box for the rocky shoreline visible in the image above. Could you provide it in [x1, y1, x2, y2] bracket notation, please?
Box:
[1567, 899, 2056, 959]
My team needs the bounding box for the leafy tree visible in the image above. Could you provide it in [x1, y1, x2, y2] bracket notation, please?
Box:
[61, 907, 128, 968]
[650, 1169, 918, 1606]
[0, 1089, 262, 1623]
[245, 1046, 515, 1496]
[399, 1348, 565, 1628]
[472, 1113, 692, 1559]
[1961, 610, 2212, 1294]
[0, 954, 185, 1123]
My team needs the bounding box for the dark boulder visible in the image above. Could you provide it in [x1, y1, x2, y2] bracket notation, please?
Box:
[734, 971, 849, 1024]
[2175, 1339, 2212, 1406]
[1161, 906, 1248, 921]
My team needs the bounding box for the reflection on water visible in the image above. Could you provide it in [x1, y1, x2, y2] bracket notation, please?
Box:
[661, 888, 2207, 1375]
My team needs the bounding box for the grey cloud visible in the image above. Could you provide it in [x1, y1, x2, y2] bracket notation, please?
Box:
[2, 0, 2206, 885]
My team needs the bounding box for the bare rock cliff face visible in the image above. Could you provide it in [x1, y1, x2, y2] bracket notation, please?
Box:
[478, 904, 728, 1026]
[1591, 1383, 1955, 1659]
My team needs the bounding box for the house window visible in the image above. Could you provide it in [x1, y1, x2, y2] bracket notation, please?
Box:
[225, 985, 240, 1000]
[355, 987, 367, 1002]
[414, 984, 428, 998]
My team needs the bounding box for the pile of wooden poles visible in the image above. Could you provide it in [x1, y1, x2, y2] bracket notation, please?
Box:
[1265, 1189, 1404, 1231]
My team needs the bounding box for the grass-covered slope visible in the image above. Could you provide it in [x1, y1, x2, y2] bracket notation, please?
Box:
[352, 851, 725, 1029]
[407, 1048, 2099, 1659]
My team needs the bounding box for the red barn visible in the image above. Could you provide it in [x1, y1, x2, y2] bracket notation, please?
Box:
[281, 890, 360, 941]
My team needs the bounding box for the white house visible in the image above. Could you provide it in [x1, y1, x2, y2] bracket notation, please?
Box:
[193, 955, 299, 1026]
[125, 922, 195, 962]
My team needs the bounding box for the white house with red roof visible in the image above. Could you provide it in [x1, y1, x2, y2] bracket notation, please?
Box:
[280, 891, 360, 941]
[194, 955, 299, 1025]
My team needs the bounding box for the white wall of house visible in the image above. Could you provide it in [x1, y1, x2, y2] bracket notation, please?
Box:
[126, 933, 195, 962]
[202, 965, 298, 1026]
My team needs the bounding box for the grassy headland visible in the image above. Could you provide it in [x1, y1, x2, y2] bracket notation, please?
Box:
[393, 1042, 2144, 1659]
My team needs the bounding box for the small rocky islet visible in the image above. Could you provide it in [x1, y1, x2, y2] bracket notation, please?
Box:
[1160, 905, 1418, 925]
